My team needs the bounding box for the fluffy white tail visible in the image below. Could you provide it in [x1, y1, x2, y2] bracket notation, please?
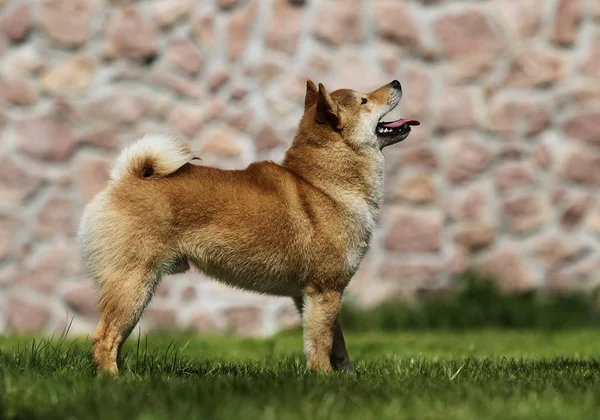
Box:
[110, 134, 196, 182]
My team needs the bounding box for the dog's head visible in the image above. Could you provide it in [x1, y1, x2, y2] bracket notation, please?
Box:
[302, 80, 420, 150]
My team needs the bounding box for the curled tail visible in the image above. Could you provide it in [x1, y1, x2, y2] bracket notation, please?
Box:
[110, 134, 197, 182]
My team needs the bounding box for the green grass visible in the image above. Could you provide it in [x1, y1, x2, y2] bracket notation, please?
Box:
[2, 330, 600, 419]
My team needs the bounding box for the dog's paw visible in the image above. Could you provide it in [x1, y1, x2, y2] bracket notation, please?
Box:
[331, 356, 354, 375]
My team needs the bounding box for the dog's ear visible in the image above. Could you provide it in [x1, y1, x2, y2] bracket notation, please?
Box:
[305, 80, 318, 110]
[316, 83, 340, 128]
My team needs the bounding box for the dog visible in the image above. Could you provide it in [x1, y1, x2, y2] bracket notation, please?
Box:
[78, 80, 419, 375]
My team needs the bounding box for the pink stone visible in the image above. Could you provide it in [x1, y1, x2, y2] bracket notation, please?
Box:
[41, 55, 96, 97]
[562, 196, 589, 230]
[252, 60, 283, 86]
[332, 55, 380, 92]
[76, 154, 111, 204]
[0, 264, 19, 289]
[547, 255, 600, 291]
[494, 162, 536, 193]
[498, 143, 525, 160]
[35, 192, 74, 237]
[21, 242, 69, 293]
[400, 63, 431, 120]
[5, 76, 38, 106]
[493, 0, 542, 38]
[476, 248, 534, 291]
[208, 69, 230, 92]
[384, 210, 443, 253]
[168, 38, 203, 75]
[444, 136, 491, 183]
[88, 93, 150, 124]
[458, 186, 489, 221]
[583, 35, 600, 79]
[551, 0, 581, 46]
[435, 87, 476, 131]
[393, 175, 436, 204]
[199, 128, 244, 159]
[502, 194, 548, 233]
[168, 105, 205, 137]
[0, 215, 21, 262]
[225, 109, 254, 134]
[533, 145, 551, 169]
[230, 87, 248, 101]
[488, 96, 548, 135]
[446, 246, 468, 276]
[15, 115, 76, 161]
[315, 0, 363, 46]
[435, 10, 501, 56]
[445, 53, 496, 85]
[228, 0, 258, 60]
[265, 0, 303, 55]
[255, 123, 286, 153]
[218, 0, 240, 9]
[0, 154, 42, 204]
[2, 2, 31, 42]
[526, 108, 551, 137]
[64, 283, 98, 319]
[149, 69, 202, 99]
[191, 13, 215, 53]
[535, 236, 584, 269]
[79, 125, 119, 150]
[564, 112, 600, 145]
[454, 222, 495, 250]
[105, 7, 156, 59]
[505, 48, 567, 87]
[7, 297, 50, 333]
[152, 0, 192, 28]
[375, 1, 420, 47]
[560, 149, 600, 185]
[401, 146, 438, 169]
[40, 0, 97, 46]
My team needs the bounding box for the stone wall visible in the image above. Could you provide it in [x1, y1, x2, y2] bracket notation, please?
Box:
[1, 0, 600, 336]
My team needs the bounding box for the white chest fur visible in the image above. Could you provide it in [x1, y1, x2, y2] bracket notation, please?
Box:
[335, 152, 384, 276]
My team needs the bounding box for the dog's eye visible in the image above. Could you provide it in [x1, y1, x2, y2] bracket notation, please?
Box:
[361, 98, 368, 105]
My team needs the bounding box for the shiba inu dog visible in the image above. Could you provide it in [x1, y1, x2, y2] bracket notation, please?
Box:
[78, 80, 419, 375]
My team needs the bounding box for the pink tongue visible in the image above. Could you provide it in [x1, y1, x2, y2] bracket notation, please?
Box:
[379, 119, 420, 129]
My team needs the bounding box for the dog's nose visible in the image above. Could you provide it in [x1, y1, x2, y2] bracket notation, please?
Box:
[390, 80, 402, 91]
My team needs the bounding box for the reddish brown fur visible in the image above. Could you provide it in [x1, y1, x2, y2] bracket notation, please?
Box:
[78, 80, 411, 375]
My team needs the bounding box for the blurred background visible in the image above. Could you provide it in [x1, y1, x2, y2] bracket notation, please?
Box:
[0, 0, 599, 336]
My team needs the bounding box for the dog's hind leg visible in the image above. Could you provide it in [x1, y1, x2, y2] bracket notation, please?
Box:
[294, 287, 352, 373]
[92, 267, 160, 375]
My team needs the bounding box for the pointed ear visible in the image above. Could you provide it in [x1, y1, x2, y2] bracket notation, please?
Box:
[305, 80, 318, 110]
[316, 83, 340, 128]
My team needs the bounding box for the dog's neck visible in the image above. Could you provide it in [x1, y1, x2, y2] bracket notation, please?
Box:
[282, 130, 385, 215]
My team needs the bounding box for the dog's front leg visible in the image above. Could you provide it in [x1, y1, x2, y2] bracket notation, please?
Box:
[295, 287, 349, 373]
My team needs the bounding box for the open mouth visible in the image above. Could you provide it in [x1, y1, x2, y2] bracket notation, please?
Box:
[376, 118, 420, 137]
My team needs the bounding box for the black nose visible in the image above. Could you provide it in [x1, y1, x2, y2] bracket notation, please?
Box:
[390, 80, 402, 91]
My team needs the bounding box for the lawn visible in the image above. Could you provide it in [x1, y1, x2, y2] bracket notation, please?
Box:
[1, 329, 600, 419]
